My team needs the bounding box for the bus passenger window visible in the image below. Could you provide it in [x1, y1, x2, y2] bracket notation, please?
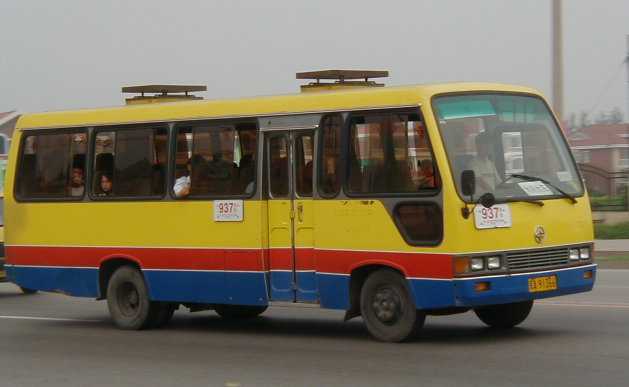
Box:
[319, 115, 342, 197]
[92, 127, 167, 198]
[347, 111, 438, 195]
[174, 122, 257, 198]
[17, 130, 87, 199]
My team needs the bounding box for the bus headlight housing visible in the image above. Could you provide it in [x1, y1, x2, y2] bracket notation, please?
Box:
[579, 248, 590, 260]
[470, 258, 484, 271]
[569, 249, 580, 261]
[487, 256, 501, 270]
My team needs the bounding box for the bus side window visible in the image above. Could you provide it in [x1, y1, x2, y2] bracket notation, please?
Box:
[318, 114, 343, 197]
[92, 127, 167, 198]
[347, 111, 438, 195]
[175, 121, 257, 198]
[17, 130, 87, 199]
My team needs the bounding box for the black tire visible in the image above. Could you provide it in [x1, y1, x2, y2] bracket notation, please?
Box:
[19, 286, 37, 295]
[106, 266, 160, 330]
[214, 305, 268, 319]
[150, 303, 177, 328]
[474, 300, 534, 329]
[360, 269, 425, 342]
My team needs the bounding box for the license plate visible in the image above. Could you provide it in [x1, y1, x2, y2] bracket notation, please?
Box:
[528, 275, 558, 293]
[474, 204, 512, 229]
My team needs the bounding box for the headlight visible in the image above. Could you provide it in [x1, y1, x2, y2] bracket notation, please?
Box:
[579, 248, 590, 260]
[569, 249, 580, 261]
[487, 256, 501, 270]
[470, 258, 484, 271]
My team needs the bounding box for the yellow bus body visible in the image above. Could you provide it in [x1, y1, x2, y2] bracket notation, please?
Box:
[4, 82, 595, 324]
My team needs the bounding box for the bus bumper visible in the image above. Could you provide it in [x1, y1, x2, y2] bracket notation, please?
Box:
[409, 264, 596, 309]
[453, 264, 597, 307]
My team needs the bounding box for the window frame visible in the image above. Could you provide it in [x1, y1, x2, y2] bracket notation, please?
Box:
[14, 127, 89, 202]
[343, 107, 442, 199]
[169, 119, 259, 200]
[89, 124, 169, 201]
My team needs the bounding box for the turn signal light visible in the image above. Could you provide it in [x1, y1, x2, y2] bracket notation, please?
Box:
[583, 270, 593, 279]
[455, 257, 470, 274]
[474, 282, 491, 292]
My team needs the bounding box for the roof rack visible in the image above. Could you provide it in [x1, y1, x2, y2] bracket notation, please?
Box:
[296, 70, 389, 92]
[122, 84, 207, 105]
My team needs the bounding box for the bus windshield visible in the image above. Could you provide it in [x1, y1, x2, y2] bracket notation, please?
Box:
[433, 93, 583, 202]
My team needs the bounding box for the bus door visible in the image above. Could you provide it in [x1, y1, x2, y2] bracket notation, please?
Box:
[266, 130, 317, 302]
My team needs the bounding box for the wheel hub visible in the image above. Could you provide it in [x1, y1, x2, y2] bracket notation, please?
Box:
[118, 282, 140, 317]
[372, 287, 402, 325]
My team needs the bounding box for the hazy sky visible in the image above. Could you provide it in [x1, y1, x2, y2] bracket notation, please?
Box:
[1, 0, 627, 121]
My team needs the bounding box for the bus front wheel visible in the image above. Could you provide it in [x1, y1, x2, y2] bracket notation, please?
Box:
[106, 266, 160, 330]
[360, 269, 425, 342]
[474, 300, 534, 329]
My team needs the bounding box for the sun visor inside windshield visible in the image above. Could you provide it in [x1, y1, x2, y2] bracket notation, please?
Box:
[436, 99, 496, 120]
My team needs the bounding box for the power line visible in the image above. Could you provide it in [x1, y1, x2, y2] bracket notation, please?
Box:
[585, 58, 626, 117]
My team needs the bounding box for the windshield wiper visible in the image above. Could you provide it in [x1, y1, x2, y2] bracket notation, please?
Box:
[506, 173, 577, 204]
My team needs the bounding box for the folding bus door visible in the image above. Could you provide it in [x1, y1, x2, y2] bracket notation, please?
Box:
[266, 130, 317, 302]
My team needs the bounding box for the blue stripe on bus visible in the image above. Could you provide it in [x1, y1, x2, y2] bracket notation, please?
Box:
[144, 270, 268, 306]
[6, 266, 99, 297]
[6, 264, 596, 311]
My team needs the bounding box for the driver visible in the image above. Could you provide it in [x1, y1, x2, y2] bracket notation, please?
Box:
[468, 132, 501, 192]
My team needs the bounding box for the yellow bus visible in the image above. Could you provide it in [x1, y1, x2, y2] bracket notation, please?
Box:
[4, 72, 596, 341]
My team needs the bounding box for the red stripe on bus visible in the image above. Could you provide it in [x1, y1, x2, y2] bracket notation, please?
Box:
[7, 246, 453, 278]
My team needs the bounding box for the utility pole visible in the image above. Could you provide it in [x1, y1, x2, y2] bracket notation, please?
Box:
[625, 35, 629, 123]
[552, 0, 564, 122]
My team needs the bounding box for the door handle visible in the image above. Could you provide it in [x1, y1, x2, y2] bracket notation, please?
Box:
[297, 203, 304, 222]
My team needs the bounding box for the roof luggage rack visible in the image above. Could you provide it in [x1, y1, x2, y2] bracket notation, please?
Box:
[122, 84, 207, 105]
[296, 69, 389, 92]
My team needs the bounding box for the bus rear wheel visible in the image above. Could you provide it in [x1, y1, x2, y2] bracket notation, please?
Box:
[150, 303, 177, 328]
[360, 269, 425, 342]
[474, 300, 534, 329]
[106, 266, 160, 330]
[214, 305, 268, 319]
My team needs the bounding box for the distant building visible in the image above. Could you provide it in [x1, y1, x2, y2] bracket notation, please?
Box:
[568, 123, 629, 195]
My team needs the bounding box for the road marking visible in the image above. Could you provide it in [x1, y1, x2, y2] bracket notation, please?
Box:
[0, 315, 102, 322]
[537, 301, 629, 310]
[595, 285, 629, 289]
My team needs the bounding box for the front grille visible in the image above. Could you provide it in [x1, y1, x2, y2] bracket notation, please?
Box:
[506, 247, 569, 270]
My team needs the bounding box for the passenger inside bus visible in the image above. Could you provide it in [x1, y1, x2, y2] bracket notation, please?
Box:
[68, 154, 86, 196]
[468, 132, 501, 192]
[98, 173, 113, 196]
[418, 159, 436, 188]
[173, 159, 191, 198]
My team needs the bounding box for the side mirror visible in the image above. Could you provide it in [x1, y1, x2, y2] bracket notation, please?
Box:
[461, 170, 476, 197]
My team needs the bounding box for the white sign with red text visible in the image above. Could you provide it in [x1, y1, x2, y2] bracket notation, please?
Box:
[474, 204, 512, 229]
[213, 200, 244, 222]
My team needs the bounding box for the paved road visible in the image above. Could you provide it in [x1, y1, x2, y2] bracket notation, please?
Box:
[1, 270, 629, 387]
